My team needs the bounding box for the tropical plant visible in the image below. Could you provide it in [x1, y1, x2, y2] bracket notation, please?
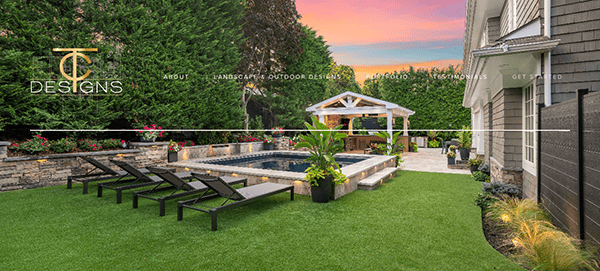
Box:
[427, 130, 440, 141]
[293, 116, 348, 186]
[457, 125, 472, 149]
[374, 131, 404, 154]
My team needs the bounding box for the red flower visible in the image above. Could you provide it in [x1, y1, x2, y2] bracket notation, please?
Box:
[121, 140, 125, 143]
[36, 135, 41, 138]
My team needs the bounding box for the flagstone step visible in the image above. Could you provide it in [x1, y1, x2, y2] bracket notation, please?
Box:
[358, 167, 399, 191]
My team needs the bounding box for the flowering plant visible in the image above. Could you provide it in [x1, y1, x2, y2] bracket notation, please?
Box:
[168, 140, 182, 153]
[50, 137, 76, 153]
[180, 140, 195, 147]
[238, 134, 262, 142]
[136, 124, 164, 141]
[263, 136, 275, 144]
[78, 139, 102, 151]
[446, 151, 456, 158]
[11, 134, 50, 154]
[101, 138, 121, 149]
[289, 140, 296, 146]
[271, 127, 284, 136]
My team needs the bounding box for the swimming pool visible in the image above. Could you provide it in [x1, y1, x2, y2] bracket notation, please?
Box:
[202, 153, 368, 173]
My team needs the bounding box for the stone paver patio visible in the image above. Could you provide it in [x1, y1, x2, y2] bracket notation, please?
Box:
[401, 148, 471, 174]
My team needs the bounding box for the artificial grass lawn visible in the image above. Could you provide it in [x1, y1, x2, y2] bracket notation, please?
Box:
[0, 171, 523, 270]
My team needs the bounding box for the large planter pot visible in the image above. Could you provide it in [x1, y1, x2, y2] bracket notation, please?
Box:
[264, 144, 275, 150]
[447, 157, 456, 165]
[168, 152, 178, 162]
[470, 165, 479, 173]
[310, 175, 333, 203]
[460, 148, 470, 160]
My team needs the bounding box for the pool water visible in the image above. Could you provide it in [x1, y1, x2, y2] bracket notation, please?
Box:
[203, 153, 367, 173]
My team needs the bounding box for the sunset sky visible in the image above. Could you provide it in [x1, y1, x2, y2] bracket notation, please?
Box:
[296, 0, 466, 83]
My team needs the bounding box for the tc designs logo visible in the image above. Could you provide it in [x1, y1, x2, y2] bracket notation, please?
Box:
[31, 48, 122, 94]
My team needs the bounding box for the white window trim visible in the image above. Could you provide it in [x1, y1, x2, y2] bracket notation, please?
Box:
[522, 82, 536, 175]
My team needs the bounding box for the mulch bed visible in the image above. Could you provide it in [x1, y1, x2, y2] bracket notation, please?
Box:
[481, 211, 532, 269]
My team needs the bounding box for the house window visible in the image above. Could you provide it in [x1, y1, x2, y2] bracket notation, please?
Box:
[523, 84, 535, 170]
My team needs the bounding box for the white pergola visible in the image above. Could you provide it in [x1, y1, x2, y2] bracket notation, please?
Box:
[306, 91, 415, 144]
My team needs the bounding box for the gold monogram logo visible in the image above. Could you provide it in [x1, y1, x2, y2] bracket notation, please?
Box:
[52, 48, 98, 93]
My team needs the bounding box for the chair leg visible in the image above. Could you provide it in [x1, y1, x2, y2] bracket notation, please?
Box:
[211, 212, 218, 231]
[159, 199, 165, 217]
[177, 204, 183, 221]
[83, 181, 89, 195]
[97, 185, 103, 197]
[133, 193, 138, 209]
[67, 177, 72, 189]
[290, 187, 294, 201]
[116, 190, 122, 204]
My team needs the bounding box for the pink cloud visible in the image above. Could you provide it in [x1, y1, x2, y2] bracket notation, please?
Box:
[297, 0, 466, 45]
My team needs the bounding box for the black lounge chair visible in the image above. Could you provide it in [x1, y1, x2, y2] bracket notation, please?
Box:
[98, 159, 193, 204]
[177, 173, 294, 231]
[67, 156, 150, 194]
[134, 167, 248, 216]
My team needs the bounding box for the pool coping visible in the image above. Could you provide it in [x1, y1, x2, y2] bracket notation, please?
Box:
[168, 151, 396, 199]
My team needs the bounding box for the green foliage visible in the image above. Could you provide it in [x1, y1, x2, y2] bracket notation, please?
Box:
[446, 151, 456, 158]
[101, 138, 120, 149]
[1, 0, 245, 135]
[410, 142, 418, 152]
[249, 115, 265, 138]
[260, 25, 333, 128]
[457, 125, 472, 148]
[11, 134, 50, 154]
[481, 181, 519, 198]
[294, 116, 348, 186]
[467, 157, 483, 167]
[428, 140, 440, 148]
[472, 171, 490, 182]
[327, 61, 361, 97]
[478, 164, 491, 175]
[474, 192, 497, 211]
[369, 66, 470, 138]
[77, 139, 102, 151]
[49, 138, 77, 154]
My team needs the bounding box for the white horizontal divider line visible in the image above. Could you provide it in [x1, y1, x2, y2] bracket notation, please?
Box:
[30, 129, 572, 132]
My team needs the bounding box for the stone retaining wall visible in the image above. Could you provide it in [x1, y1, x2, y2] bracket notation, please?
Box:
[0, 142, 167, 192]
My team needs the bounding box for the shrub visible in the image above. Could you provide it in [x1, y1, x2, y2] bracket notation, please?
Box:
[101, 138, 120, 149]
[474, 192, 497, 210]
[482, 181, 519, 198]
[478, 163, 490, 175]
[238, 134, 262, 142]
[488, 197, 549, 228]
[50, 138, 76, 153]
[472, 171, 490, 182]
[181, 141, 195, 147]
[428, 140, 440, 148]
[467, 157, 482, 167]
[11, 134, 50, 154]
[410, 142, 418, 152]
[78, 139, 102, 151]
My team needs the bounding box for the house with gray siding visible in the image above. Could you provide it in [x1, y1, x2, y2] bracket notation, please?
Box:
[462, 0, 600, 200]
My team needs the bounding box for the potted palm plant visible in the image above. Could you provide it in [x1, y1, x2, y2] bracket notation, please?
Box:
[457, 125, 472, 161]
[294, 116, 348, 203]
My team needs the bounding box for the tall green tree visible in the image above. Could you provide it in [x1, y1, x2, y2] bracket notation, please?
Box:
[0, 1, 119, 132]
[375, 66, 470, 139]
[326, 61, 361, 96]
[237, 0, 304, 130]
[260, 25, 332, 128]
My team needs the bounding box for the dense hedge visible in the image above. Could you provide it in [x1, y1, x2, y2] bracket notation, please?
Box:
[363, 66, 470, 139]
[0, 0, 244, 139]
